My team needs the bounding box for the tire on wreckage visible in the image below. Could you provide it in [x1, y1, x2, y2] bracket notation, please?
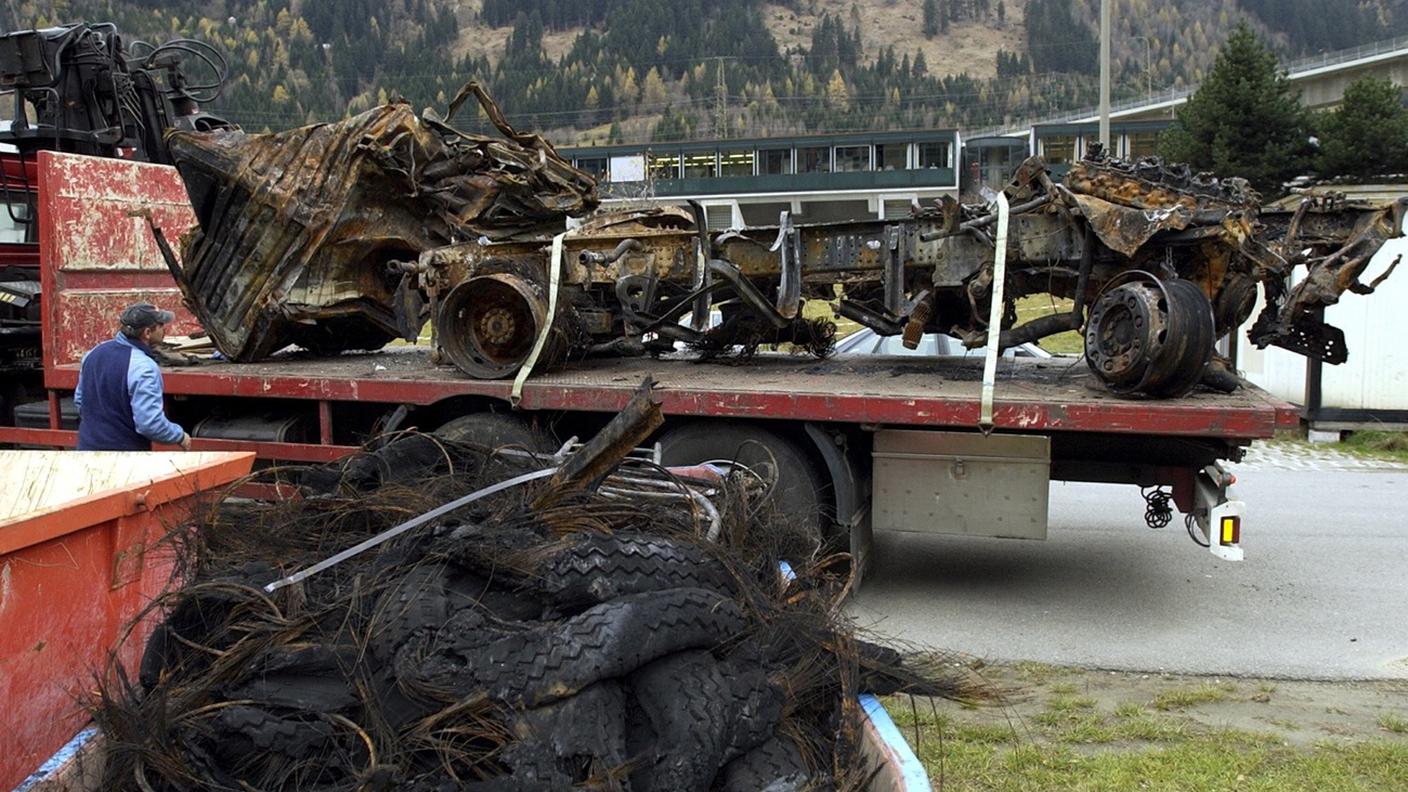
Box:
[1083, 274, 1216, 398]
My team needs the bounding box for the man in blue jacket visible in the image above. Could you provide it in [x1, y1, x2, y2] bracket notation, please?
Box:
[74, 302, 192, 451]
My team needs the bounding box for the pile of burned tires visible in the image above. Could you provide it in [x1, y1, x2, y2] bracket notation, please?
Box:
[96, 438, 964, 791]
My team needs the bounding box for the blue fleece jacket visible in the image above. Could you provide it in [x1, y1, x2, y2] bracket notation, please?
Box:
[74, 332, 185, 450]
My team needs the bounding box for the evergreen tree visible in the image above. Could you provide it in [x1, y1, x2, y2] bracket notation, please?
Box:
[1158, 22, 1313, 196]
[1315, 76, 1408, 179]
[922, 0, 939, 39]
[1025, 0, 1095, 74]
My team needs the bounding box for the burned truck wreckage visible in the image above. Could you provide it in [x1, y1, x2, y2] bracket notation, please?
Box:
[152, 86, 1407, 399]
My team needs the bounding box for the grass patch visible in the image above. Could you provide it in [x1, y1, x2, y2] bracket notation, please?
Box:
[1339, 430, 1408, 463]
[915, 706, 1408, 792]
[1114, 702, 1145, 719]
[1150, 683, 1238, 711]
[1380, 713, 1408, 734]
[1014, 295, 1083, 354]
[915, 719, 1408, 791]
[1011, 661, 1070, 685]
[906, 666, 1408, 790]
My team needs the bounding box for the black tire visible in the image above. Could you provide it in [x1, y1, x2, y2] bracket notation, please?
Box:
[203, 705, 363, 789]
[538, 533, 734, 608]
[342, 434, 469, 489]
[401, 587, 743, 709]
[627, 650, 784, 792]
[225, 644, 360, 713]
[627, 650, 731, 791]
[434, 410, 552, 453]
[720, 736, 812, 792]
[656, 421, 829, 535]
[210, 705, 340, 756]
[495, 680, 630, 786]
[367, 562, 449, 662]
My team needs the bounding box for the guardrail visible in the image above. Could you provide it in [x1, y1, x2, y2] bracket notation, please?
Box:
[964, 34, 1408, 139]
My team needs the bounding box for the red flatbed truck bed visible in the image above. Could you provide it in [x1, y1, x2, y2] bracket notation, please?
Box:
[0, 151, 1299, 558]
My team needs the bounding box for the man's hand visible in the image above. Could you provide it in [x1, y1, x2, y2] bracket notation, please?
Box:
[179, 432, 193, 451]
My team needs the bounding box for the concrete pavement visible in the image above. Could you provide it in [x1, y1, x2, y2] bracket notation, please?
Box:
[848, 461, 1408, 680]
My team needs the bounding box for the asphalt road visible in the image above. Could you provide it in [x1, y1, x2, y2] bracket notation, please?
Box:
[847, 466, 1408, 680]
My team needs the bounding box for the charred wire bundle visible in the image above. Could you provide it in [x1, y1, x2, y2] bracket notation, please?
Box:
[94, 423, 979, 791]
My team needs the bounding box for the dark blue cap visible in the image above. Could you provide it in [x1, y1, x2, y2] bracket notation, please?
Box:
[120, 302, 175, 329]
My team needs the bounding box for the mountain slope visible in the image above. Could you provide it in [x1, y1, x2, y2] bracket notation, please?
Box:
[6, 0, 1405, 143]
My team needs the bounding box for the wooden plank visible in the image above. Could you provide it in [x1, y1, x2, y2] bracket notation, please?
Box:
[0, 451, 241, 523]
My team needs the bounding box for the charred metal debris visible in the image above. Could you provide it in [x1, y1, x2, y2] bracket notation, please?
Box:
[152, 85, 1406, 398]
[150, 82, 598, 361]
[93, 385, 980, 791]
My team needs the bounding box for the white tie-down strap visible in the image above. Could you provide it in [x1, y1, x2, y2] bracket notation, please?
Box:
[511, 231, 567, 407]
[980, 193, 1011, 431]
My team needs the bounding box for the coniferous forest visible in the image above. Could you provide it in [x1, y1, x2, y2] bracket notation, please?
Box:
[9, 0, 1407, 144]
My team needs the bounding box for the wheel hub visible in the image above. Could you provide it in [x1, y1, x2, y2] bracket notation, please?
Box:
[1084, 275, 1214, 398]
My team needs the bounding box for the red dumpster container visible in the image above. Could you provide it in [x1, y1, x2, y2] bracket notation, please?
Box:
[0, 450, 255, 791]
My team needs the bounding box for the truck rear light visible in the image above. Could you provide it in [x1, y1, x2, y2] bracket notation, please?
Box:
[1219, 515, 1241, 546]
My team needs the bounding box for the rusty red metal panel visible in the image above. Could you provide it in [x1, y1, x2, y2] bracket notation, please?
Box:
[38, 151, 197, 371]
[1, 151, 38, 182]
[0, 426, 357, 463]
[318, 400, 334, 446]
[44, 360, 1283, 441]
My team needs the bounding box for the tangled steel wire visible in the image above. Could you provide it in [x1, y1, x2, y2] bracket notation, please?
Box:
[92, 429, 979, 791]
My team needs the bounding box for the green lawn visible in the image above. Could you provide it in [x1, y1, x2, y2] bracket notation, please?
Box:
[887, 664, 1408, 792]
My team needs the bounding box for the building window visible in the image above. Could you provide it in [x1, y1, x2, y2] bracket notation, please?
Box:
[834, 145, 871, 172]
[799, 146, 831, 174]
[682, 151, 717, 178]
[575, 157, 608, 181]
[1128, 131, 1159, 158]
[875, 143, 907, 171]
[649, 153, 681, 181]
[915, 141, 950, 169]
[719, 149, 754, 177]
[1042, 136, 1076, 165]
[759, 148, 793, 175]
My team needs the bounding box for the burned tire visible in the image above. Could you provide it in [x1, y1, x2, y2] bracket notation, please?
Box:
[720, 736, 812, 792]
[193, 705, 374, 790]
[628, 650, 731, 792]
[368, 562, 449, 662]
[495, 680, 630, 787]
[539, 533, 735, 608]
[627, 650, 784, 792]
[657, 422, 829, 536]
[434, 410, 551, 453]
[402, 587, 743, 709]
